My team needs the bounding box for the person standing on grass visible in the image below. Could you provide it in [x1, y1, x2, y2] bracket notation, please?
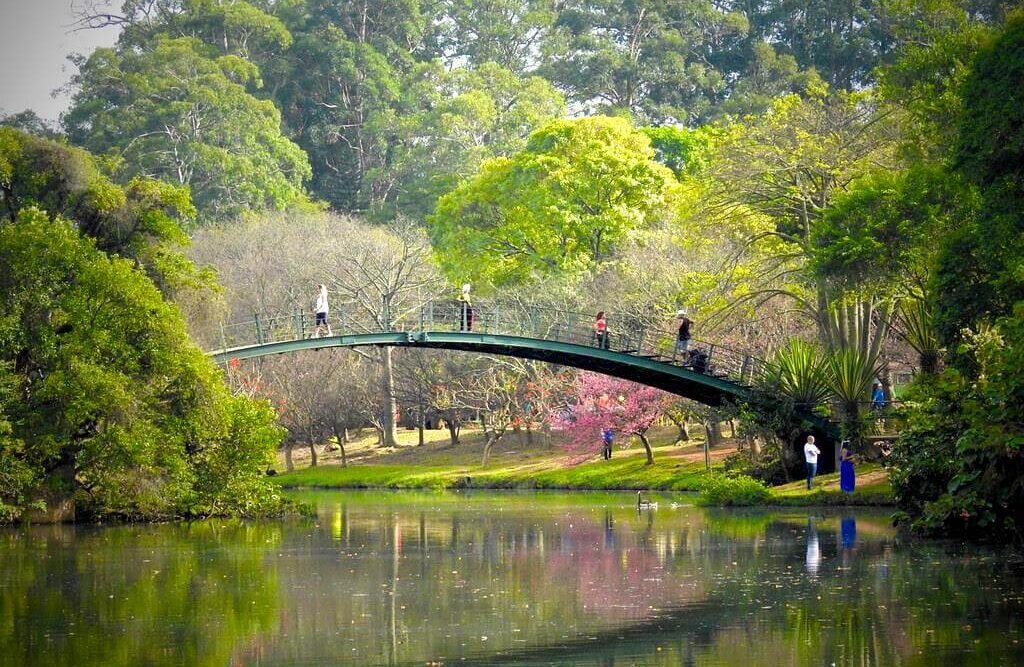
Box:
[602, 427, 614, 460]
[839, 440, 856, 494]
[314, 283, 332, 337]
[803, 435, 821, 489]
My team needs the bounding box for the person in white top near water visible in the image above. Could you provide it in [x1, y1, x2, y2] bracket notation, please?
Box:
[314, 284, 332, 337]
[803, 435, 821, 489]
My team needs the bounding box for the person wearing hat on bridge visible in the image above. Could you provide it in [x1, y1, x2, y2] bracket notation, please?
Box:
[674, 309, 693, 363]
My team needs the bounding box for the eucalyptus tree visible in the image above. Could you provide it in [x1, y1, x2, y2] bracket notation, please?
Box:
[434, 0, 556, 74]
[370, 61, 566, 220]
[64, 37, 311, 222]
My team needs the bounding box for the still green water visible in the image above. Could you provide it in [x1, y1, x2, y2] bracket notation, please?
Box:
[1, 490, 1023, 666]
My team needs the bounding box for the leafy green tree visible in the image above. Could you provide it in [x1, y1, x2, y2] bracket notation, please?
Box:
[268, 0, 427, 211]
[810, 166, 978, 296]
[430, 116, 676, 286]
[0, 127, 202, 291]
[541, 0, 741, 122]
[877, 0, 995, 160]
[933, 9, 1024, 349]
[0, 362, 33, 522]
[434, 0, 555, 73]
[64, 37, 311, 221]
[373, 62, 565, 219]
[641, 125, 723, 178]
[890, 11, 1024, 540]
[0, 207, 285, 520]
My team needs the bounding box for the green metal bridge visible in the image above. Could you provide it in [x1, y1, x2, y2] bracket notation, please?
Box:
[209, 300, 768, 407]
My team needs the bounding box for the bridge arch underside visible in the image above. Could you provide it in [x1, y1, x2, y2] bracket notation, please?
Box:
[211, 332, 745, 407]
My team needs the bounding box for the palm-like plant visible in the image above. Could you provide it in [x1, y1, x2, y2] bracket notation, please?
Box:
[895, 296, 941, 374]
[764, 339, 832, 409]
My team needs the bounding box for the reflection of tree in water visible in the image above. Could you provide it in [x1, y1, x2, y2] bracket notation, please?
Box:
[0, 521, 282, 667]
[6, 498, 1023, 666]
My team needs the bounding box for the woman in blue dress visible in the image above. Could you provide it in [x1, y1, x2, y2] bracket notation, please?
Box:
[839, 440, 856, 494]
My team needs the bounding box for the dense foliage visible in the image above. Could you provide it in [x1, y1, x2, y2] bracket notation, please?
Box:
[889, 12, 1024, 539]
[430, 116, 674, 286]
[0, 0, 1019, 539]
[65, 37, 311, 221]
[0, 130, 286, 522]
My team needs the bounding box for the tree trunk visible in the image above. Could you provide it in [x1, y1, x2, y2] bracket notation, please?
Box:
[332, 425, 348, 467]
[380, 347, 398, 447]
[666, 413, 689, 442]
[705, 420, 722, 448]
[417, 391, 425, 446]
[284, 442, 294, 472]
[308, 434, 318, 467]
[638, 432, 654, 465]
[482, 430, 503, 466]
[880, 364, 894, 402]
[446, 417, 460, 445]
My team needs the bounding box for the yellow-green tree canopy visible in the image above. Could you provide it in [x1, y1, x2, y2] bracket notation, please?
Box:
[429, 116, 676, 287]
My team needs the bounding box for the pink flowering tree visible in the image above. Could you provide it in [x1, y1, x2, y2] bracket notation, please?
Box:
[550, 372, 672, 465]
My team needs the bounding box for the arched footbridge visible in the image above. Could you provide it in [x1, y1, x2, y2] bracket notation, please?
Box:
[207, 300, 822, 421]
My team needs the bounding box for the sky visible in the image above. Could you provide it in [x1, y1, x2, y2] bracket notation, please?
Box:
[0, 0, 119, 122]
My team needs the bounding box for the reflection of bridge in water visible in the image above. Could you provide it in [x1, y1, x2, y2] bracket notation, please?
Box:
[210, 300, 767, 405]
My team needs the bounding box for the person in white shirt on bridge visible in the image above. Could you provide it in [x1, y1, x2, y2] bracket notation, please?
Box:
[803, 435, 821, 489]
[314, 284, 332, 337]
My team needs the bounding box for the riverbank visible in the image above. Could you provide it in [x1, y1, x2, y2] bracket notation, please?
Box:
[763, 465, 893, 506]
[272, 426, 894, 505]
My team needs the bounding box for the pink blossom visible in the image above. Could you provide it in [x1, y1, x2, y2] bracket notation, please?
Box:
[549, 372, 672, 461]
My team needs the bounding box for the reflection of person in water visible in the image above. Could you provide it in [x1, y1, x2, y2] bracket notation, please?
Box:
[604, 510, 615, 548]
[805, 518, 821, 578]
[841, 516, 857, 550]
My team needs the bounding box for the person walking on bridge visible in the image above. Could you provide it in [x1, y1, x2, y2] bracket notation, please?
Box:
[594, 312, 609, 349]
[458, 283, 474, 331]
[674, 310, 692, 362]
[804, 435, 821, 489]
[314, 284, 332, 338]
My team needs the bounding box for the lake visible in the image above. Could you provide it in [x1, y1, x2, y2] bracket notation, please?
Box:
[1, 490, 1023, 666]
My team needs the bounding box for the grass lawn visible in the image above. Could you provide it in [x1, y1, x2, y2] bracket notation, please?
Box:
[273, 423, 730, 491]
[767, 464, 893, 506]
[271, 423, 895, 505]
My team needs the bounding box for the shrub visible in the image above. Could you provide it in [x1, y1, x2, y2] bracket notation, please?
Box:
[698, 474, 771, 506]
[723, 448, 789, 486]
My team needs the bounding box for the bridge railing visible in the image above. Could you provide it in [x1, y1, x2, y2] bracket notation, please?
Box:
[212, 299, 770, 388]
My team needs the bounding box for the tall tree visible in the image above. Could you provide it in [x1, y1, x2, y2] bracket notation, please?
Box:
[434, 0, 555, 74]
[369, 62, 566, 219]
[430, 116, 676, 287]
[64, 37, 311, 222]
[541, 0, 742, 122]
[268, 0, 428, 211]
